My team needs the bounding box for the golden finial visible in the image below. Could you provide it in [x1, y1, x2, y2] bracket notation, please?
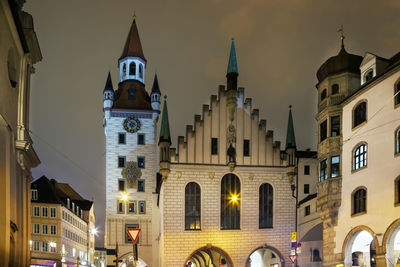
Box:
[338, 25, 345, 47]
[132, 12, 136, 20]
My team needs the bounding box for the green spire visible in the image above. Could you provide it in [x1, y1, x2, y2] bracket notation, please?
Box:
[286, 105, 296, 149]
[159, 96, 171, 145]
[227, 38, 238, 74]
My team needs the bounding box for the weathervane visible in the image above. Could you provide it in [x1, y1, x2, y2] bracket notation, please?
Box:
[338, 25, 345, 47]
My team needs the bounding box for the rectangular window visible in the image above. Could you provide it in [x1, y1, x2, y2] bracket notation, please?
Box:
[118, 156, 126, 168]
[320, 159, 327, 182]
[117, 200, 125, 214]
[244, 139, 250, 156]
[138, 201, 146, 214]
[331, 156, 340, 178]
[50, 225, 57, 235]
[67, 198, 70, 209]
[42, 207, 48, 217]
[33, 241, 40, 251]
[33, 223, 40, 234]
[304, 165, 310, 175]
[128, 201, 136, 214]
[33, 206, 40, 217]
[305, 205, 311, 216]
[42, 241, 49, 252]
[118, 180, 125, 192]
[137, 157, 145, 168]
[138, 180, 145, 192]
[118, 133, 126, 144]
[320, 120, 327, 142]
[50, 207, 56, 218]
[50, 243, 56, 253]
[125, 224, 139, 244]
[330, 116, 340, 137]
[138, 134, 145, 145]
[304, 184, 310, 194]
[31, 189, 38, 200]
[211, 138, 218, 155]
[42, 224, 48, 235]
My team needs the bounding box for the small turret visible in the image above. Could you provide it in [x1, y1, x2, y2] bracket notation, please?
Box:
[285, 105, 297, 167]
[103, 72, 114, 121]
[159, 96, 171, 181]
[151, 74, 161, 113]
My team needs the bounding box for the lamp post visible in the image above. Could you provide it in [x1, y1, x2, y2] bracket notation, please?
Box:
[287, 158, 299, 267]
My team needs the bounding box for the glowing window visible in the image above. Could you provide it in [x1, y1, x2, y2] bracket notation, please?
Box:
[353, 144, 367, 170]
[185, 182, 201, 230]
[221, 173, 240, 230]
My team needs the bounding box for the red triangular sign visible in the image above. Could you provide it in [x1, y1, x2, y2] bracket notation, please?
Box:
[289, 255, 297, 263]
[127, 228, 141, 243]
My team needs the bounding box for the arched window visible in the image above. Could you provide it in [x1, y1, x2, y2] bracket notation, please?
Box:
[395, 81, 400, 106]
[331, 84, 339, 95]
[352, 188, 366, 214]
[185, 182, 201, 230]
[364, 69, 373, 82]
[259, 183, 273, 228]
[313, 249, 322, 262]
[139, 64, 143, 78]
[221, 173, 240, 230]
[129, 62, 136, 76]
[321, 89, 327, 101]
[353, 144, 367, 170]
[395, 176, 400, 205]
[122, 64, 126, 76]
[353, 101, 367, 128]
[396, 127, 400, 154]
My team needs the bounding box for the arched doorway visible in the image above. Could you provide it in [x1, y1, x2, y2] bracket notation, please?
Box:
[184, 246, 233, 267]
[344, 230, 377, 267]
[246, 246, 283, 267]
[384, 223, 400, 267]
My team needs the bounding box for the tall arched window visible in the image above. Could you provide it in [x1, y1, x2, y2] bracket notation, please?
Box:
[185, 182, 201, 230]
[353, 144, 367, 170]
[122, 64, 127, 77]
[259, 183, 273, 228]
[395, 82, 400, 106]
[396, 127, 400, 154]
[221, 173, 240, 230]
[139, 64, 143, 78]
[395, 176, 400, 205]
[353, 101, 367, 128]
[352, 188, 366, 215]
[129, 62, 136, 76]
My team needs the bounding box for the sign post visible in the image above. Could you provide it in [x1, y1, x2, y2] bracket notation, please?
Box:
[290, 232, 297, 266]
[127, 228, 141, 267]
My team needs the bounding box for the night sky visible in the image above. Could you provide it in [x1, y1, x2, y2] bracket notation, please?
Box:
[24, 0, 400, 245]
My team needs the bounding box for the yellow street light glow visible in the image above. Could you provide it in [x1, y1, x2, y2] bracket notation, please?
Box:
[121, 193, 128, 201]
[231, 195, 238, 201]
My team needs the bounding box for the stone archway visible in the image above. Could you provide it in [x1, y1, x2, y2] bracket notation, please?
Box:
[342, 226, 379, 267]
[184, 245, 233, 267]
[383, 218, 400, 267]
[245, 245, 284, 267]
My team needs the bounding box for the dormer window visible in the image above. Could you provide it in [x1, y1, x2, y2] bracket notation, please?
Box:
[129, 62, 136, 76]
[31, 189, 38, 200]
[364, 69, 373, 83]
[321, 89, 327, 101]
[331, 84, 339, 95]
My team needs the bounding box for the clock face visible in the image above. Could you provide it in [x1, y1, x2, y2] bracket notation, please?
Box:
[123, 117, 141, 133]
[121, 161, 142, 186]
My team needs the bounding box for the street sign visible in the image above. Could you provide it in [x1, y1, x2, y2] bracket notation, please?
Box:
[291, 241, 297, 250]
[126, 228, 141, 244]
[290, 249, 296, 255]
[291, 232, 297, 241]
[289, 255, 297, 263]
[296, 242, 302, 254]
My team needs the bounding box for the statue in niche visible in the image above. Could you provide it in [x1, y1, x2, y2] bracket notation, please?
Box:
[227, 143, 236, 163]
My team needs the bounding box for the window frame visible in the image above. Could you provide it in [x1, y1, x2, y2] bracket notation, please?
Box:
[137, 156, 145, 168]
[118, 156, 126, 168]
[395, 80, 400, 108]
[319, 159, 327, 182]
[42, 207, 48, 217]
[118, 133, 126, 144]
[395, 176, 400, 206]
[129, 62, 136, 76]
[259, 183, 274, 229]
[304, 184, 310, 194]
[304, 165, 310, 175]
[117, 200, 125, 214]
[138, 134, 145, 145]
[128, 201, 137, 214]
[352, 187, 367, 216]
[185, 182, 201, 231]
[220, 173, 241, 230]
[330, 155, 340, 178]
[138, 201, 146, 214]
[118, 179, 125, 192]
[364, 69, 374, 83]
[320, 120, 327, 142]
[31, 189, 38, 200]
[211, 138, 218, 155]
[352, 100, 367, 129]
[137, 179, 145, 192]
[395, 126, 400, 156]
[331, 84, 339, 95]
[33, 206, 40, 217]
[320, 88, 327, 101]
[352, 143, 367, 171]
[305, 205, 311, 216]
[243, 139, 250, 157]
[330, 115, 340, 137]
[50, 207, 56, 218]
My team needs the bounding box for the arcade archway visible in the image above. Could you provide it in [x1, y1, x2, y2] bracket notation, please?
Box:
[343, 230, 378, 267]
[384, 221, 400, 267]
[184, 245, 233, 267]
[245, 246, 284, 267]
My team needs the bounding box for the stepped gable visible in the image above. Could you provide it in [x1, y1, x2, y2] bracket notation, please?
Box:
[170, 86, 283, 166]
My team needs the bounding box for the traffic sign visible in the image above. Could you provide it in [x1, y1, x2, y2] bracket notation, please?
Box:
[291, 241, 297, 250]
[289, 255, 297, 263]
[126, 228, 141, 243]
[291, 232, 297, 241]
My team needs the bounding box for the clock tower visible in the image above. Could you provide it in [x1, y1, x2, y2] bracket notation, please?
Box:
[103, 18, 161, 267]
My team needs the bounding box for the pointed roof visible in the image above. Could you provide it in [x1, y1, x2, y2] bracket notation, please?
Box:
[285, 105, 296, 149]
[227, 38, 238, 74]
[103, 72, 113, 92]
[119, 18, 146, 61]
[151, 74, 161, 94]
[159, 96, 171, 145]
